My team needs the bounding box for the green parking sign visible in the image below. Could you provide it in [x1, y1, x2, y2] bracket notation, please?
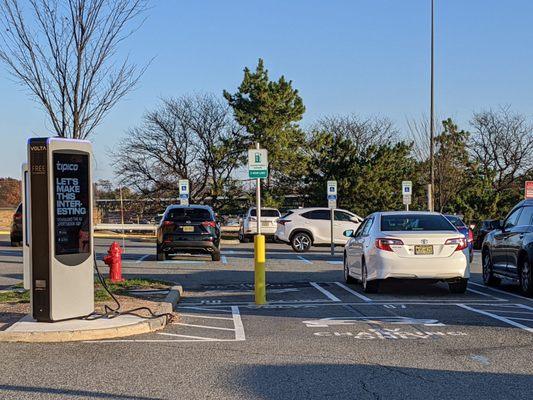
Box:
[248, 149, 268, 179]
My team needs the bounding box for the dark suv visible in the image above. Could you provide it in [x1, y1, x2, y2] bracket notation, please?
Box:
[482, 199, 533, 296]
[156, 205, 221, 261]
[10, 203, 23, 247]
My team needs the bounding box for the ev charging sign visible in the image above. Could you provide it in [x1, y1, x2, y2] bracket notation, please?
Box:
[402, 181, 412, 207]
[179, 179, 190, 206]
[327, 180, 337, 209]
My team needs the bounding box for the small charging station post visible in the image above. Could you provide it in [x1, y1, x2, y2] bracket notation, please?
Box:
[22, 163, 31, 290]
[28, 137, 94, 322]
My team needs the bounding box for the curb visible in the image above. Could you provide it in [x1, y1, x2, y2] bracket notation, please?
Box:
[0, 284, 183, 343]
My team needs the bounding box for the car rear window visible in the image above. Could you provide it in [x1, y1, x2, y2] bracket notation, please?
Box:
[250, 209, 280, 217]
[166, 208, 212, 222]
[381, 214, 456, 232]
[445, 215, 466, 229]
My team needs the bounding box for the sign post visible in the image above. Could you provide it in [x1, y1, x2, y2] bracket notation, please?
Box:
[248, 144, 268, 305]
[402, 181, 412, 211]
[327, 180, 337, 256]
[28, 138, 94, 322]
[179, 179, 190, 206]
[526, 181, 533, 199]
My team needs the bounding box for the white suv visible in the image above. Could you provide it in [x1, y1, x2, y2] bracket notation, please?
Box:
[239, 207, 281, 242]
[275, 207, 363, 252]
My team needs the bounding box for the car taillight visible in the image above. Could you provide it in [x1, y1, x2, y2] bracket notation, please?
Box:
[375, 238, 404, 252]
[278, 220, 290, 225]
[445, 237, 468, 251]
[163, 220, 174, 227]
[468, 229, 474, 243]
[14, 213, 22, 220]
[249, 216, 257, 222]
[202, 221, 216, 228]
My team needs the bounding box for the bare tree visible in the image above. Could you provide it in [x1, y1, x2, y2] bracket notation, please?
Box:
[312, 114, 398, 156]
[470, 106, 533, 191]
[113, 94, 247, 208]
[0, 0, 148, 139]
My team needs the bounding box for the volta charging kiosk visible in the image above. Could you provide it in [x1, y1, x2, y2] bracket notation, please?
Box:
[28, 138, 94, 322]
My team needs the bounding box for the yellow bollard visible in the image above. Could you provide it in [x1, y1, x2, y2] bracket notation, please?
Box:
[254, 234, 266, 305]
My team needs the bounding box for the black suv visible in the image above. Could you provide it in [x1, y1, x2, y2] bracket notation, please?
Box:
[156, 205, 221, 261]
[10, 203, 23, 247]
[482, 199, 533, 296]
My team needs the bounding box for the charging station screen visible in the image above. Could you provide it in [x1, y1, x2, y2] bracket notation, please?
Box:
[53, 153, 90, 255]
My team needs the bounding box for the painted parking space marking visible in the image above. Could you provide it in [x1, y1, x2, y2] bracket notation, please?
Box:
[171, 322, 236, 331]
[466, 287, 502, 299]
[310, 282, 341, 302]
[333, 282, 372, 302]
[135, 254, 150, 263]
[297, 255, 312, 264]
[457, 304, 533, 333]
[469, 281, 533, 302]
[303, 316, 445, 328]
[87, 306, 245, 343]
[327, 261, 343, 265]
[221, 255, 228, 264]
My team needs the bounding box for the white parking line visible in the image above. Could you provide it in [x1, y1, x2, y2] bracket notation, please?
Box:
[157, 332, 219, 340]
[221, 255, 228, 264]
[171, 322, 235, 331]
[309, 282, 341, 302]
[232, 306, 246, 341]
[457, 304, 533, 333]
[327, 261, 343, 265]
[466, 288, 502, 299]
[135, 254, 150, 263]
[297, 255, 312, 264]
[333, 282, 372, 302]
[178, 313, 233, 320]
[469, 282, 533, 302]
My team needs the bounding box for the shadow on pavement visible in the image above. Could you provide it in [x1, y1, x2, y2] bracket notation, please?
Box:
[0, 385, 162, 400]
[229, 363, 533, 400]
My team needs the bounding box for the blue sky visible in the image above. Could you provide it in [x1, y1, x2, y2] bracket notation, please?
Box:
[1, 0, 532, 181]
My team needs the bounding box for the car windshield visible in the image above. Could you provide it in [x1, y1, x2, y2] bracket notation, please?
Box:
[445, 215, 466, 229]
[381, 214, 456, 231]
[250, 209, 280, 217]
[166, 208, 212, 222]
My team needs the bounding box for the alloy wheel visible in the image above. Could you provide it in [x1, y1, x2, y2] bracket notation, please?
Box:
[293, 234, 310, 252]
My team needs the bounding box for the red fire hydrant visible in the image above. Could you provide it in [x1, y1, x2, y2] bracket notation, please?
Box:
[103, 242, 124, 283]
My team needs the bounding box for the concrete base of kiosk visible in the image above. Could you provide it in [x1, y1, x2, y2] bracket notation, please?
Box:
[0, 311, 165, 343]
[0, 285, 182, 342]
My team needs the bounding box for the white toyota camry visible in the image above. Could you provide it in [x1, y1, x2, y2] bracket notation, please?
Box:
[343, 211, 470, 294]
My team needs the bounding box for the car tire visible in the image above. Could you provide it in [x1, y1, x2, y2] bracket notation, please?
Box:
[519, 258, 533, 297]
[362, 261, 379, 293]
[482, 250, 501, 286]
[449, 279, 468, 294]
[344, 254, 356, 284]
[156, 245, 166, 261]
[212, 250, 221, 262]
[291, 232, 312, 253]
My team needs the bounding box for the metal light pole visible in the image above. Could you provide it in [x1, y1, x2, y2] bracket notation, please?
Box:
[428, 0, 435, 212]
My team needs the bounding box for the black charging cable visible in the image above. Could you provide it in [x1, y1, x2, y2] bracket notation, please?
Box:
[83, 252, 174, 323]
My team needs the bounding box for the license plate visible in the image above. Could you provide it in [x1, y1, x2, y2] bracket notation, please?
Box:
[182, 226, 194, 232]
[261, 222, 270, 227]
[414, 245, 433, 255]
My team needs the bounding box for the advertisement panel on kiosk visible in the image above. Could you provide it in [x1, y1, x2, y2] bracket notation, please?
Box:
[28, 137, 94, 322]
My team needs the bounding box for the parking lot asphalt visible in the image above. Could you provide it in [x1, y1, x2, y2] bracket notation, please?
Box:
[1, 234, 532, 399]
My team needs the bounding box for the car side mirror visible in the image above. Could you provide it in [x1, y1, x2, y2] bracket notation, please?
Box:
[343, 229, 354, 238]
